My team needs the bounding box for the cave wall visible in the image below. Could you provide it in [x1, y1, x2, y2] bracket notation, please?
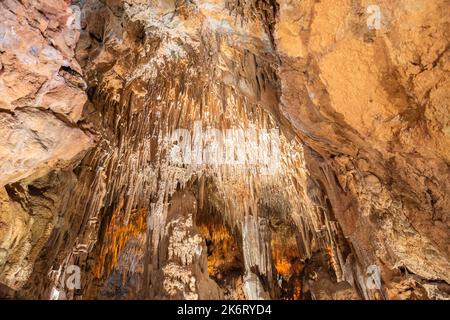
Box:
[0, 0, 94, 291]
[275, 0, 450, 298]
[0, 0, 448, 300]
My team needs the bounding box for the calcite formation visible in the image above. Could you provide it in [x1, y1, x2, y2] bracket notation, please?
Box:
[0, 0, 448, 300]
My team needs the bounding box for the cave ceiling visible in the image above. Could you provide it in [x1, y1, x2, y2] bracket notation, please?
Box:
[0, 0, 449, 300]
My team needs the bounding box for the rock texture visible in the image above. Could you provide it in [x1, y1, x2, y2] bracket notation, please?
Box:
[0, 0, 449, 300]
[275, 0, 450, 298]
[0, 0, 93, 186]
[0, 0, 93, 289]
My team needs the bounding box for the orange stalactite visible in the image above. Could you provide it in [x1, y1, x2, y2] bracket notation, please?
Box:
[271, 236, 303, 276]
[325, 245, 338, 275]
[198, 223, 241, 278]
[275, 257, 292, 277]
[93, 201, 147, 279]
[271, 232, 304, 299]
[292, 279, 302, 300]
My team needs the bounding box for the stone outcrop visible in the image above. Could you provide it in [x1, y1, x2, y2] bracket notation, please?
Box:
[0, 0, 448, 300]
[0, 0, 93, 290]
[0, 0, 94, 186]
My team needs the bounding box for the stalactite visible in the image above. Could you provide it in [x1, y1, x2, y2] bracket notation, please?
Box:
[12, 0, 392, 300]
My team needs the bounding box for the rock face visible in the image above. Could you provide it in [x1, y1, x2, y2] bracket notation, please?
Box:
[0, 0, 93, 290]
[0, 0, 93, 187]
[0, 0, 449, 300]
[275, 0, 450, 298]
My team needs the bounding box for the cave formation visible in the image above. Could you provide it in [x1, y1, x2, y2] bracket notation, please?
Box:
[0, 0, 449, 300]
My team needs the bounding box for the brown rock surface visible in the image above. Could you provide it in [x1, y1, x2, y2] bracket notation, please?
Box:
[0, 0, 93, 291]
[0, 0, 93, 185]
